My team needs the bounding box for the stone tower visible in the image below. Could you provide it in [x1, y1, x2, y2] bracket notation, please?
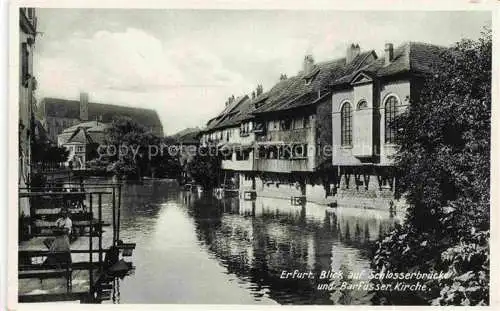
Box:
[80, 92, 89, 121]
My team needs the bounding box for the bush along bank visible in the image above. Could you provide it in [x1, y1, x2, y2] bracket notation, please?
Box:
[369, 29, 491, 306]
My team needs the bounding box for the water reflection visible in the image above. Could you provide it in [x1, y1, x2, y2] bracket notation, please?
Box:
[90, 179, 399, 304]
[182, 192, 400, 305]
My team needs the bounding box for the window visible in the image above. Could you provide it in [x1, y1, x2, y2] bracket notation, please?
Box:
[258, 145, 267, 159]
[357, 100, 368, 110]
[222, 151, 232, 160]
[240, 122, 251, 136]
[77, 145, 84, 153]
[384, 96, 399, 144]
[291, 144, 308, 159]
[236, 150, 250, 161]
[304, 115, 310, 128]
[268, 121, 274, 131]
[341, 102, 352, 146]
[21, 43, 29, 84]
[278, 145, 291, 159]
[268, 145, 278, 159]
[280, 119, 292, 131]
[294, 117, 304, 129]
[269, 120, 279, 131]
[27, 8, 35, 19]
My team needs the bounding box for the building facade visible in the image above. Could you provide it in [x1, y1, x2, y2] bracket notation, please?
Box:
[199, 42, 443, 209]
[200, 95, 256, 187]
[330, 42, 443, 208]
[57, 121, 110, 169]
[37, 92, 164, 142]
[19, 8, 37, 198]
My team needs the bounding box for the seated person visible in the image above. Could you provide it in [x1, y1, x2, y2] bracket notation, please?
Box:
[45, 209, 73, 267]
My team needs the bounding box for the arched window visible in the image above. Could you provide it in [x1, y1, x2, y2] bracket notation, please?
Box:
[384, 96, 399, 144]
[341, 102, 352, 146]
[357, 100, 368, 110]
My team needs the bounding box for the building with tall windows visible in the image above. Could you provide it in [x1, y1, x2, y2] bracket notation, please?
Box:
[199, 41, 444, 208]
[330, 42, 444, 208]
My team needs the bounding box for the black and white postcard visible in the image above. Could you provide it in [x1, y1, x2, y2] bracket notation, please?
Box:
[7, 0, 498, 309]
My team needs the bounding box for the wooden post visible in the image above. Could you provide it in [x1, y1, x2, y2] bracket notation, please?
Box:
[117, 184, 121, 242]
[98, 193, 103, 270]
[112, 187, 116, 245]
[337, 166, 341, 188]
[301, 175, 306, 196]
[89, 193, 94, 296]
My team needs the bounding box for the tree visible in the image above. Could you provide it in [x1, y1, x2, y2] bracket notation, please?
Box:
[106, 116, 156, 179]
[32, 135, 69, 169]
[148, 136, 182, 179]
[371, 29, 491, 305]
[106, 116, 183, 180]
[186, 146, 222, 190]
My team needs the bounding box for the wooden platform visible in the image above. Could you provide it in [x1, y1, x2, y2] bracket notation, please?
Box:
[18, 184, 132, 303]
[19, 291, 89, 303]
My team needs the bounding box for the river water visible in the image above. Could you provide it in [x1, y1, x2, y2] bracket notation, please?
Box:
[93, 178, 401, 305]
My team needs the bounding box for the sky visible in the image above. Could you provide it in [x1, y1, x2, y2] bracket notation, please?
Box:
[33, 9, 491, 135]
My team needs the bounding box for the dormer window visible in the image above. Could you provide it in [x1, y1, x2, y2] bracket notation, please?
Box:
[303, 68, 320, 86]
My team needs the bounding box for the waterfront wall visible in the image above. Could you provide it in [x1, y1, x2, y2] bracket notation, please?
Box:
[236, 172, 404, 210]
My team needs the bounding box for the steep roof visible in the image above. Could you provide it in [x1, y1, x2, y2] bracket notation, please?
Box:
[204, 95, 251, 131]
[170, 127, 202, 145]
[252, 51, 377, 115]
[58, 121, 110, 145]
[333, 42, 446, 86]
[200, 50, 377, 132]
[39, 97, 164, 136]
[61, 120, 110, 134]
[59, 127, 93, 145]
[175, 130, 201, 145]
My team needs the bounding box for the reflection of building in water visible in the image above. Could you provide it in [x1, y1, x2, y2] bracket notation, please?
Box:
[187, 196, 399, 304]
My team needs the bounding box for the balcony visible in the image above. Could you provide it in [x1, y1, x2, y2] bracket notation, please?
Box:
[254, 158, 311, 173]
[260, 128, 312, 143]
[222, 159, 253, 171]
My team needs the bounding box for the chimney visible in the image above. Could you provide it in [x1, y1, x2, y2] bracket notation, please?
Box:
[384, 43, 394, 65]
[303, 54, 314, 75]
[346, 43, 360, 64]
[79, 92, 89, 121]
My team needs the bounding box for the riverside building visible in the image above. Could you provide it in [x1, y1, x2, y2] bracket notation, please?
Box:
[200, 42, 443, 209]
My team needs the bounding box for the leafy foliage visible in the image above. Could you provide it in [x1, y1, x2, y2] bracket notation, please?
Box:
[32, 136, 70, 167]
[371, 29, 491, 305]
[186, 146, 222, 190]
[106, 117, 181, 179]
